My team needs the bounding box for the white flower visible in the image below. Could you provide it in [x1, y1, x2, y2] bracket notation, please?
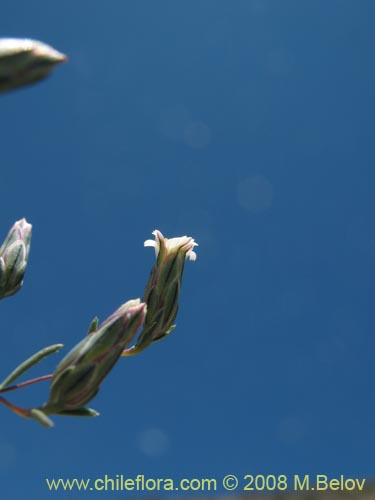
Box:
[122, 229, 197, 356]
[144, 229, 198, 261]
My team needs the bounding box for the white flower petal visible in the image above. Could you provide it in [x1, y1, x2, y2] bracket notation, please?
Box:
[144, 240, 156, 248]
[152, 229, 164, 240]
[145, 229, 198, 260]
[145, 230, 164, 257]
[187, 250, 197, 261]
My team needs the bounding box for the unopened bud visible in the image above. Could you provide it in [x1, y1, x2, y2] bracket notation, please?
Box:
[0, 218, 32, 299]
[0, 38, 66, 92]
[43, 300, 146, 415]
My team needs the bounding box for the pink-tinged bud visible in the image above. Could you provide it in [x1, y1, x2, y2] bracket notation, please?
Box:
[0, 218, 32, 299]
[43, 300, 146, 415]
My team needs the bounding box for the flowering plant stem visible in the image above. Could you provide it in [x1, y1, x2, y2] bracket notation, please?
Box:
[1, 38, 198, 428]
[0, 397, 30, 418]
[0, 374, 53, 394]
[0, 374, 53, 424]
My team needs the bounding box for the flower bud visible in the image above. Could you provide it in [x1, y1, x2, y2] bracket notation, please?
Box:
[0, 38, 66, 93]
[0, 218, 32, 300]
[122, 229, 197, 356]
[42, 300, 146, 415]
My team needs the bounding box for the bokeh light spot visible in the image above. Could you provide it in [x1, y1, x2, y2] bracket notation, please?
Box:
[137, 428, 170, 458]
[237, 175, 274, 213]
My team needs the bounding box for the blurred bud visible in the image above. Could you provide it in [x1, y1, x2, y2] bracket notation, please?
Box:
[0, 218, 32, 300]
[42, 300, 146, 415]
[123, 229, 197, 356]
[0, 38, 67, 93]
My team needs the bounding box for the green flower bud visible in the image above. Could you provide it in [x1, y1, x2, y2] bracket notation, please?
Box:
[123, 230, 197, 356]
[0, 218, 32, 300]
[0, 38, 66, 93]
[42, 300, 146, 415]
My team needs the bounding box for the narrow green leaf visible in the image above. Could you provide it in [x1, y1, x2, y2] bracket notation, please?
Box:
[57, 408, 100, 417]
[29, 409, 54, 428]
[0, 344, 63, 390]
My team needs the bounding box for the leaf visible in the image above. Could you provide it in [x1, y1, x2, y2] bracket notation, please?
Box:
[0, 344, 63, 390]
[29, 409, 54, 428]
[56, 407, 99, 418]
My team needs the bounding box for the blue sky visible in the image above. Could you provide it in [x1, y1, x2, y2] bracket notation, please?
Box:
[1, 1, 375, 498]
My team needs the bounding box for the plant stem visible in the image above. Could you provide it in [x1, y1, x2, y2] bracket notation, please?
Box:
[0, 396, 30, 418]
[0, 374, 53, 394]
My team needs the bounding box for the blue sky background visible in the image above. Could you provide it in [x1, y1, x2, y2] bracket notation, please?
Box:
[1, 1, 375, 498]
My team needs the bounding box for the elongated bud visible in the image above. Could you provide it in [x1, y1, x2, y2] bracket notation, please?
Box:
[42, 300, 146, 415]
[122, 229, 197, 356]
[0, 218, 32, 300]
[0, 38, 66, 93]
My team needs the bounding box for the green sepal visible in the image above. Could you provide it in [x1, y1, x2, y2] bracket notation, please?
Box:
[47, 364, 96, 409]
[56, 408, 99, 417]
[86, 317, 99, 335]
[155, 324, 176, 341]
[0, 257, 6, 287]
